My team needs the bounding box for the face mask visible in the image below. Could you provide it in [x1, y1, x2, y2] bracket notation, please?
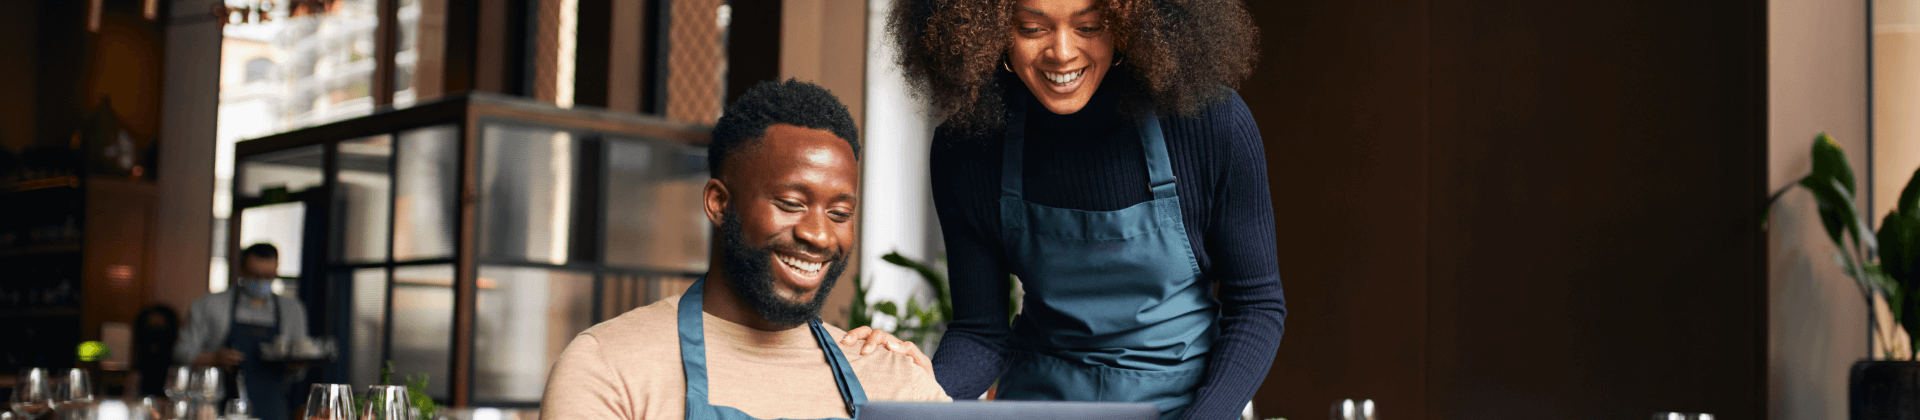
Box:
[240, 278, 274, 297]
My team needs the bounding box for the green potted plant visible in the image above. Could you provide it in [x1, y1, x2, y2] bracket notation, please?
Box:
[1769, 134, 1920, 420]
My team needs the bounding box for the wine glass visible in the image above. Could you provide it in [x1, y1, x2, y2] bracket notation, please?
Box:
[8, 368, 53, 420]
[360, 385, 411, 420]
[191, 367, 225, 403]
[304, 384, 357, 420]
[225, 398, 251, 420]
[169, 398, 193, 420]
[164, 365, 193, 402]
[54, 368, 93, 408]
[131, 396, 165, 420]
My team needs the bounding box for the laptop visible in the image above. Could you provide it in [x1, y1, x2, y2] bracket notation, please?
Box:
[858, 401, 1159, 420]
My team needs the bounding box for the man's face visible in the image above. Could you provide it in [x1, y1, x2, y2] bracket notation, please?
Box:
[710, 124, 859, 326]
[243, 255, 279, 280]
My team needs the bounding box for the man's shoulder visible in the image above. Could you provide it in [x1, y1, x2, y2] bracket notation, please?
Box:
[274, 293, 307, 310]
[824, 326, 950, 402]
[545, 297, 689, 420]
[578, 297, 683, 352]
[189, 291, 231, 309]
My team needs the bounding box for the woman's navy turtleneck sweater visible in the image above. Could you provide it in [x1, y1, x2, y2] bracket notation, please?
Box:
[928, 84, 1287, 420]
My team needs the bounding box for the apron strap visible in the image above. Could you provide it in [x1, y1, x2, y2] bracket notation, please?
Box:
[810, 320, 867, 418]
[678, 277, 867, 418]
[677, 280, 716, 415]
[1139, 115, 1177, 201]
[226, 289, 282, 348]
[1000, 96, 1029, 200]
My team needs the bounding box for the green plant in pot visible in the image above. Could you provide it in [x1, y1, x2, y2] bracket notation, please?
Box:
[1770, 134, 1920, 419]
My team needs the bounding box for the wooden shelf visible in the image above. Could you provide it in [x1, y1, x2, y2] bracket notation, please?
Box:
[0, 176, 80, 195]
[0, 307, 81, 318]
[0, 242, 82, 258]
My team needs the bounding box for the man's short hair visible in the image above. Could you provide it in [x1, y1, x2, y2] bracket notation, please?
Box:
[242, 243, 279, 260]
[708, 79, 861, 178]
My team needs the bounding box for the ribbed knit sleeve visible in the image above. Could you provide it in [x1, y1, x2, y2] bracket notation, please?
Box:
[927, 127, 1015, 400]
[1172, 93, 1287, 420]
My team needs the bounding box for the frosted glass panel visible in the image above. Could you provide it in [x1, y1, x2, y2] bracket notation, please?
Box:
[472, 266, 594, 402]
[390, 264, 454, 400]
[394, 125, 460, 261]
[603, 139, 709, 271]
[346, 268, 388, 387]
[477, 124, 578, 264]
[338, 135, 393, 263]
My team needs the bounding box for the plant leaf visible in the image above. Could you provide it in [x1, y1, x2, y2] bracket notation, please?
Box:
[1884, 209, 1920, 288]
[903, 298, 922, 330]
[874, 301, 899, 319]
[849, 275, 872, 329]
[1899, 166, 1920, 217]
[1811, 133, 1858, 197]
[883, 251, 953, 320]
[1801, 176, 1876, 255]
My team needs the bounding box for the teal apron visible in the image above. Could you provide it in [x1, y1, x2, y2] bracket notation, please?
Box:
[995, 98, 1219, 420]
[678, 277, 869, 420]
[227, 292, 289, 420]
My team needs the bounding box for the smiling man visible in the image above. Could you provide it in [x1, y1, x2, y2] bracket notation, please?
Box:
[539, 79, 949, 420]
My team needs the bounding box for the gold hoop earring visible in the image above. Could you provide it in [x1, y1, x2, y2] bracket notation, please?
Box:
[1113, 55, 1124, 68]
[1003, 57, 1012, 73]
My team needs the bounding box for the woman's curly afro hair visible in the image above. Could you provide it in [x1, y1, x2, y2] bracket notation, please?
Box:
[887, 0, 1258, 137]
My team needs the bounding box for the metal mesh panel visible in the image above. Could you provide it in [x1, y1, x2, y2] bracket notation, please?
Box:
[666, 0, 726, 124]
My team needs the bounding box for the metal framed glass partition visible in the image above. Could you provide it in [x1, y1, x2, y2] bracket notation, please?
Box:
[231, 93, 711, 408]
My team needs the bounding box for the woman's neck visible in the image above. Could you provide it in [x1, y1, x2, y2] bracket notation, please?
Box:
[1026, 80, 1125, 139]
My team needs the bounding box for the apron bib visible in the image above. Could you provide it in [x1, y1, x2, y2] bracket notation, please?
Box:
[227, 292, 289, 420]
[677, 277, 868, 420]
[995, 97, 1219, 420]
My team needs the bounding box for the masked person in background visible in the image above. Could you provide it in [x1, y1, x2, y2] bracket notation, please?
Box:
[177, 243, 308, 420]
[540, 79, 948, 420]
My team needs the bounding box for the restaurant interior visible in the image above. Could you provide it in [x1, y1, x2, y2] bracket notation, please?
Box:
[1, 0, 1918, 419]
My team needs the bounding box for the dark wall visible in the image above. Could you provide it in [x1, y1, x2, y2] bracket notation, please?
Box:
[1241, 0, 1767, 418]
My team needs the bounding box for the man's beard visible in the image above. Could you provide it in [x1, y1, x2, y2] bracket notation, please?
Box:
[719, 207, 849, 327]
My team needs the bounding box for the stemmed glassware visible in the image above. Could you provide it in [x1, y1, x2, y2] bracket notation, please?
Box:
[304, 384, 357, 420]
[191, 367, 225, 403]
[54, 368, 93, 408]
[360, 385, 412, 420]
[7, 368, 52, 420]
[51, 368, 94, 419]
[225, 398, 251, 420]
[164, 365, 193, 403]
[131, 396, 166, 420]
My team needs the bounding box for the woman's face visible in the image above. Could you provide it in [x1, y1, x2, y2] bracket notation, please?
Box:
[1008, 0, 1114, 115]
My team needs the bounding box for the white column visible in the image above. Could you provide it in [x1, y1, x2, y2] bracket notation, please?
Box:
[152, 0, 223, 313]
[858, 0, 942, 332]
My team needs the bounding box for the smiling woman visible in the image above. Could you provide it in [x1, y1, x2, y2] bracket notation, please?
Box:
[887, 0, 1258, 137]
[881, 1, 1280, 419]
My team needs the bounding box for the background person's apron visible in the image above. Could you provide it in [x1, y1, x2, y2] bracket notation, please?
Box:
[677, 277, 868, 420]
[227, 292, 289, 420]
[994, 98, 1220, 420]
